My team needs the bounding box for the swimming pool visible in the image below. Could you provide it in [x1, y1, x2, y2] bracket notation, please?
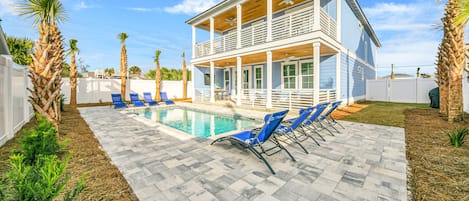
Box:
[133, 107, 262, 138]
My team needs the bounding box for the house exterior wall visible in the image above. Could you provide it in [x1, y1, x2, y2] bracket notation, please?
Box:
[341, 0, 376, 66]
[340, 52, 376, 104]
[194, 66, 224, 89]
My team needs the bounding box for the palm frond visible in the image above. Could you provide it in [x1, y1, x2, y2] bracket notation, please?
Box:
[117, 32, 128, 43]
[154, 50, 161, 63]
[17, 0, 67, 25]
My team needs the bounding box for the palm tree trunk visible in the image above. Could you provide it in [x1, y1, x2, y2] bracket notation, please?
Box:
[441, 0, 465, 122]
[182, 59, 187, 99]
[155, 62, 161, 101]
[70, 53, 77, 106]
[120, 44, 127, 101]
[437, 44, 448, 116]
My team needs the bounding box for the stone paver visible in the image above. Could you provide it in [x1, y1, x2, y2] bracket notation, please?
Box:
[79, 104, 408, 201]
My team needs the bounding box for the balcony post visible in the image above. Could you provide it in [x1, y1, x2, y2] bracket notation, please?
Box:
[266, 50, 272, 108]
[336, 0, 341, 42]
[266, 0, 272, 42]
[336, 52, 341, 102]
[313, 0, 321, 31]
[192, 26, 196, 58]
[236, 4, 242, 49]
[313, 42, 321, 105]
[236, 56, 242, 106]
[210, 17, 214, 54]
[210, 61, 215, 103]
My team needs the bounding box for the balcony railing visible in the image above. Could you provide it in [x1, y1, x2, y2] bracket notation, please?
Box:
[193, 88, 337, 110]
[194, 7, 337, 58]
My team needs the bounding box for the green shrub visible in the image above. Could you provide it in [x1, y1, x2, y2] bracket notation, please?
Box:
[15, 116, 66, 165]
[447, 127, 468, 147]
[7, 154, 86, 201]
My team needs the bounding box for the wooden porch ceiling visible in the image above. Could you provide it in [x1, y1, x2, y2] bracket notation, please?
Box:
[198, 0, 307, 32]
[195, 43, 337, 67]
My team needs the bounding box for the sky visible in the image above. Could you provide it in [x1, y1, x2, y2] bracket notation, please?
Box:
[0, 0, 457, 76]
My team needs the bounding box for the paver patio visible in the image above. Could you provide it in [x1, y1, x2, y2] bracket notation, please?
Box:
[79, 104, 407, 201]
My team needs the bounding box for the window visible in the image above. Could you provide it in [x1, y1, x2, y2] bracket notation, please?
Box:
[282, 63, 297, 89]
[204, 74, 210, 85]
[254, 65, 263, 89]
[300, 62, 314, 89]
[224, 70, 230, 90]
[242, 68, 250, 89]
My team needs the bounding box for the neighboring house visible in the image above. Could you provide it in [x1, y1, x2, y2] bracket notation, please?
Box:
[187, 0, 380, 109]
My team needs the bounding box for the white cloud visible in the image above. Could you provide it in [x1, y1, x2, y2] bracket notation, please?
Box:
[127, 7, 161, 12]
[74, 1, 100, 10]
[0, 0, 19, 16]
[164, 0, 221, 15]
[364, 1, 444, 73]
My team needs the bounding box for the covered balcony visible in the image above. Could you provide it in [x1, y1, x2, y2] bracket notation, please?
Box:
[188, 0, 341, 59]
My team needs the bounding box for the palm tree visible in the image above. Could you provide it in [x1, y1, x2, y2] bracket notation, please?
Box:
[437, 0, 465, 122]
[117, 32, 128, 101]
[154, 50, 161, 101]
[67, 39, 79, 106]
[18, 0, 67, 126]
[182, 52, 187, 99]
[456, 0, 469, 26]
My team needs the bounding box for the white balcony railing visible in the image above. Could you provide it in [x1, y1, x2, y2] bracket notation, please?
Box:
[193, 88, 337, 110]
[194, 6, 337, 58]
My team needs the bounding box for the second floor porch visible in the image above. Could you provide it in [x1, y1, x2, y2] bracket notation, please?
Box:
[188, 0, 340, 59]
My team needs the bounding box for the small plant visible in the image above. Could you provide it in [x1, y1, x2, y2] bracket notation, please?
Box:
[15, 115, 66, 165]
[447, 127, 468, 147]
[7, 154, 87, 201]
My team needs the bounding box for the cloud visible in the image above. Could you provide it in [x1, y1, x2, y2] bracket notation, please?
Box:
[74, 1, 100, 10]
[164, 0, 221, 15]
[127, 7, 161, 12]
[0, 0, 19, 16]
[363, 1, 444, 73]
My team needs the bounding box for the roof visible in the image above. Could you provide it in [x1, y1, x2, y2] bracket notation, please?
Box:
[186, 0, 381, 48]
[0, 19, 11, 55]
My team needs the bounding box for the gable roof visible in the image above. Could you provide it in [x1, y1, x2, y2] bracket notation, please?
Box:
[0, 19, 11, 55]
[186, 0, 381, 47]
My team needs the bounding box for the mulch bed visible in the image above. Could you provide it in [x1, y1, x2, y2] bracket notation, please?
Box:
[404, 108, 469, 201]
[0, 105, 138, 200]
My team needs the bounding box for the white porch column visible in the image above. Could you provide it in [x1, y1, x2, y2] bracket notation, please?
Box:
[266, 50, 273, 108]
[236, 56, 242, 106]
[313, 0, 321, 31]
[335, 52, 341, 102]
[266, 0, 273, 42]
[210, 17, 215, 54]
[191, 63, 196, 102]
[192, 26, 196, 58]
[236, 4, 242, 49]
[210, 61, 215, 103]
[313, 42, 321, 105]
[336, 0, 342, 42]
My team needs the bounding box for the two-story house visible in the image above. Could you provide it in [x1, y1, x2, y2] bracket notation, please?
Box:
[187, 0, 380, 109]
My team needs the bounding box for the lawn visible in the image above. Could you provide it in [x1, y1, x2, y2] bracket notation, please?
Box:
[335, 101, 469, 201]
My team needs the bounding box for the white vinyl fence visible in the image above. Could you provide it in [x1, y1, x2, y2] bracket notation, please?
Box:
[0, 55, 33, 146]
[366, 78, 438, 104]
[61, 78, 193, 104]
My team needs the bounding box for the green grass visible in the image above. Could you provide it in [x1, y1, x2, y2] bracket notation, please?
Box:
[343, 102, 428, 127]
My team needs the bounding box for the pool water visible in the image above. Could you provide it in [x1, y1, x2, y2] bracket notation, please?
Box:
[134, 107, 262, 138]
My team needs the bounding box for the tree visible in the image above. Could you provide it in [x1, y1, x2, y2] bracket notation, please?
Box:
[154, 50, 161, 101]
[117, 32, 128, 101]
[18, 0, 67, 126]
[145, 69, 156, 79]
[104, 68, 115, 78]
[61, 62, 70, 77]
[5, 35, 33, 65]
[455, 0, 469, 27]
[129, 65, 142, 77]
[437, 0, 465, 122]
[66, 39, 79, 106]
[182, 52, 188, 99]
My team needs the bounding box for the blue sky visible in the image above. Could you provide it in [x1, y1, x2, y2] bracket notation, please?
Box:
[0, 0, 451, 76]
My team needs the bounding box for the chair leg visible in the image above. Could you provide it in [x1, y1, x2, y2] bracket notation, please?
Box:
[282, 132, 309, 154]
[272, 136, 297, 161]
[308, 125, 326, 141]
[248, 146, 276, 174]
[210, 136, 230, 145]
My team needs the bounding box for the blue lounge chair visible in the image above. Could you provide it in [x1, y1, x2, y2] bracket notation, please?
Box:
[211, 110, 294, 174]
[276, 107, 316, 153]
[111, 94, 127, 109]
[317, 100, 345, 133]
[160, 92, 175, 104]
[301, 102, 330, 139]
[130, 93, 145, 107]
[143, 92, 158, 106]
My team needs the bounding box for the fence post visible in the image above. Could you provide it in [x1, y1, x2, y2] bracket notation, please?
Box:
[5, 57, 13, 139]
[23, 67, 30, 121]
